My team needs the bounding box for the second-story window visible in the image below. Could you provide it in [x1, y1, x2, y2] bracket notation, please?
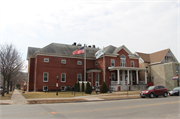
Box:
[111, 59, 115, 67]
[121, 55, 126, 67]
[44, 58, 49, 62]
[131, 61, 134, 67]
[61, 60, 66, 64]
[77, 61, 82, 65]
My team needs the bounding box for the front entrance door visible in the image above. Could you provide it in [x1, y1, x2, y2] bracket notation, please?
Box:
[95, 73, 99, 91]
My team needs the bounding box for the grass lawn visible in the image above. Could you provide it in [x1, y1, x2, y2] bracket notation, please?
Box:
[0, 91, 13, 100]
[23, 91, 101, 99]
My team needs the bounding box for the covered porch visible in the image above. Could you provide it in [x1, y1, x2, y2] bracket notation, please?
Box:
[108, 67, 147, 91]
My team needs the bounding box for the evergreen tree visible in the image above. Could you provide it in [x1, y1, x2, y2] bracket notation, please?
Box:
[85, 82, 92, 94]
[77, 82, 80, 92]
[74, 82, 77, 92]
[101, 81, 108, 93]
[82, 82, 84, 92]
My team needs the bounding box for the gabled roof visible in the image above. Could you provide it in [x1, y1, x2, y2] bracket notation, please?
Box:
[136, 49, 170, 64]
[136, 52, 150, 63]
[150, 49, 169, 63]
[113, 45, 133, 55]
[104, 45, 116, 54]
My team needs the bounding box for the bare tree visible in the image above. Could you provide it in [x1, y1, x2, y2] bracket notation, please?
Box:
[0, 43, 24, 96]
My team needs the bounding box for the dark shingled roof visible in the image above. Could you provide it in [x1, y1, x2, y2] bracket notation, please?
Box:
[27, 43, 99, 59]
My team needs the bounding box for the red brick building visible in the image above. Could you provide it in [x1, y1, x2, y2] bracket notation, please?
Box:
[27, 43, 147, 92]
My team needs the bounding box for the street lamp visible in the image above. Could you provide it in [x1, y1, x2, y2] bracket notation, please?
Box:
[56, 76, 59, 96]
[109, 77, 112, 93]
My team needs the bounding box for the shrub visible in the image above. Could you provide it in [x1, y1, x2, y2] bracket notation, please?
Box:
[74, 82, 78, 92]
[85, 82, 92, 94]
[82, 82, 84, 92]
[77, 82, 80, 92]
[101, 81, 108, 93]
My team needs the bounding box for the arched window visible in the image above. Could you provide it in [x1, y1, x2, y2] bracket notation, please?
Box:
[121, 55, 126, 67]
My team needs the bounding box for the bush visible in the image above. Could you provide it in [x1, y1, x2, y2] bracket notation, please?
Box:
[74, 82, 80, 92]
[16, 84, 20, 89]
[101, 81, 108, 93]
[82, 82, 84, 92]
[77, 82, 80, 92]
[85, 82, 92, 94]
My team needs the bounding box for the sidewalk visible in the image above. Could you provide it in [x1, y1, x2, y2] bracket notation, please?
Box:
[0, 90, 140, 105]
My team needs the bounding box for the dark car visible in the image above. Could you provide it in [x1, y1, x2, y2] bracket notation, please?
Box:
[140, 85, 168, 98]
[169, 87, 180, 96]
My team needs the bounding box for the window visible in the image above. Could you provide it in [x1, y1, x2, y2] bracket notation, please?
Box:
[43, 73, 48, 82]
[61, 86, 65, 91]
[44, 58, 49, 62]
[131, 61, 134, 67]
[111, 73, 115, 81]
[43, 86, 47, 91]
[95, 74, 99, 82]
[111, 59, 115, 67]
[77, 74, 82, 82]
[95, 62, 97, 66]
[61, 73, 66, 82]
[121, 55, 126, 67]
[77, 61, 82, 65]
[88, 74, 91, 78]
[61, 60, 66, 64]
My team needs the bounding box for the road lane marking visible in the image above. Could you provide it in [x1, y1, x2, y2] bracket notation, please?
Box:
[38, 101, 180, 115]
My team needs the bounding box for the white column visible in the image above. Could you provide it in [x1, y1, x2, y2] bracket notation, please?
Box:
[145, 70, 147, 84]
[117, 69, 120, 85]
[127, 70, 129, 85]
[136, 70, 139, 84]
[131, 71, 133, 85]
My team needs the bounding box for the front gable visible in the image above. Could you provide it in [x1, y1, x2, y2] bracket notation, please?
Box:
[161, 49, 178, 63]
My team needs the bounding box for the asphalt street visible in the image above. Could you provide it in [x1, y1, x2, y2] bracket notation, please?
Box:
[0, 96, 180, 119]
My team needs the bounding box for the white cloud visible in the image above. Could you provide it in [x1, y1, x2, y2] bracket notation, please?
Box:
[1, 0, 179, 64]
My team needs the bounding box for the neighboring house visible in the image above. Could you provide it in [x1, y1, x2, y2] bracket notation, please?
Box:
[136, 49, 179, 90]
[27, 43, 147, 92]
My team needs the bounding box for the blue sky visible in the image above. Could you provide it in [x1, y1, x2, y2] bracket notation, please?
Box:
[1, 0, 179, 72]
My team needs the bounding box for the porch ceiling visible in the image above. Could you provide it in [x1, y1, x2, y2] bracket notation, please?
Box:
[87, 69, 102, 73]
[108, 66, 147, 71]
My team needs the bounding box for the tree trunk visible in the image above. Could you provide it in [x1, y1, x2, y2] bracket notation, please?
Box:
[10, 81, 12, 92]
[2, 79, 6, 96]
[6, 80, 10, 94]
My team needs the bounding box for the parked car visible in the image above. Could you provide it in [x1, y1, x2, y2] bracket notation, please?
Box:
[169, 87, 180, 96]
[140, 85, 168, 98]
[0, 86, 3, 94]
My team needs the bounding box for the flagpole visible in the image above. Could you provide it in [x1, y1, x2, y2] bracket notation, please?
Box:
[84, 44, 86, 90]
[103, 46, 105, 82]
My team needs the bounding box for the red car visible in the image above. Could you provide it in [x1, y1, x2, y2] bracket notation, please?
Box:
[140, 85, 168, 98]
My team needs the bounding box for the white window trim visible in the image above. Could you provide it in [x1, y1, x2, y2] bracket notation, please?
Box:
[61, 86, 65, 91]
[111, 59, 115, 67]
[131, 61, 134, 67]
[121, 55, 126, 67]
[111, 73, 115, 81]
[61, 73, 66, 82]
[77, 61, 82, 65]
[43, 86, 46, 91]
[61, 59, 66, 64]
[77, 74, 82, 82]
[43, 72, 48, 82]
[44, 58, 49, 62]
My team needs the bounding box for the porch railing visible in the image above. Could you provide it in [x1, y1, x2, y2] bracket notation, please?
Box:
[139, 81, 145, 85]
